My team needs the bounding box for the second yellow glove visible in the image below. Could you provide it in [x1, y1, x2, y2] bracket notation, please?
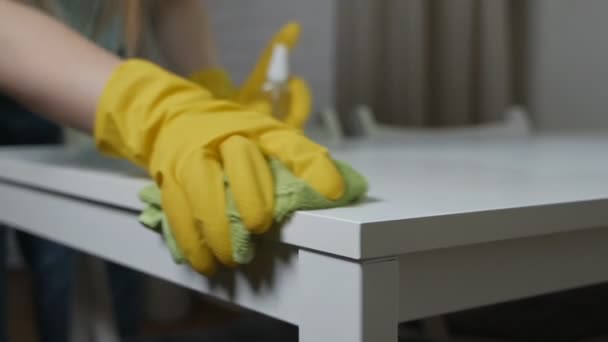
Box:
[189, 22, 311, 129]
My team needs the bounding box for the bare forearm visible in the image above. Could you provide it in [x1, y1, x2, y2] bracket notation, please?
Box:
[153, 0, 218, 76]
[0, 0, 121, 133]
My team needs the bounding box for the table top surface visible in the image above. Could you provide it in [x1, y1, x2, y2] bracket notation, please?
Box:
[1, 133, 608, 259]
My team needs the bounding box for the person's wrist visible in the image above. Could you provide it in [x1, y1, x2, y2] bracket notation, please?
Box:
[94, 59, 205, 165]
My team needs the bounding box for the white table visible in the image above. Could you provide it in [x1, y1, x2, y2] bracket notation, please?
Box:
[1, 134, 608, 341]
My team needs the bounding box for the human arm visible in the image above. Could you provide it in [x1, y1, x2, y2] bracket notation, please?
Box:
[0, 0, 121, 132]
[150, 0, 218, 76]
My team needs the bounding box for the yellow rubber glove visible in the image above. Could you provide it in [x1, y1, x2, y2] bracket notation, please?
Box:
[95, 59, 344, 275]
[189, 68, 236, 100]
[189, 22, 311, 129]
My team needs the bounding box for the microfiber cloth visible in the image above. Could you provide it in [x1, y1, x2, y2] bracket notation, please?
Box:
[138, 158, 368, 264]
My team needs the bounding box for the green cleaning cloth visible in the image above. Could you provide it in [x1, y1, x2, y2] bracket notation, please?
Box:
[138, 158, 368, 265]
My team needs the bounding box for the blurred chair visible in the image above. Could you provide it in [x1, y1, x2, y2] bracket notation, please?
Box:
[353, 105, 532, 141]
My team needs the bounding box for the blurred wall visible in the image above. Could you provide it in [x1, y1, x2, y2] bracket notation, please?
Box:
[528, 0, 608, 131]
[207, 0, 336, 112]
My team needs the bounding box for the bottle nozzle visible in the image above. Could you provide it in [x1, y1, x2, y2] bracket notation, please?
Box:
[267, 44, 289, 84]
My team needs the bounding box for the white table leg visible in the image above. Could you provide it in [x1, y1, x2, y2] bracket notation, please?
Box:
[298, 250, 399, 342]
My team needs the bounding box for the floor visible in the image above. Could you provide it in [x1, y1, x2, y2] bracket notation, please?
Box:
[8, 270, 296, 342]
[8, 270, 608, 342]
[8, 272, 37, 342]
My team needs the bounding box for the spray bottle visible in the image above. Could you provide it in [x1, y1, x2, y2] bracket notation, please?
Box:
[263, 44, 290, 120]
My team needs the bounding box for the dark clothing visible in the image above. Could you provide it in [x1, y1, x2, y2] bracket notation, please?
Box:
[0, 94, 141, 342]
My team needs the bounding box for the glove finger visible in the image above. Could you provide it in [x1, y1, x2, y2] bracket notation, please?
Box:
[220, 135, 274, 234]
[283, 76, 312, 129]
[181, 152, 236, 267]
[238, 22, 301, 104]
[160, 214, 185, 264]
[160, 174, 216, 275]
[259, 131, 345, 200]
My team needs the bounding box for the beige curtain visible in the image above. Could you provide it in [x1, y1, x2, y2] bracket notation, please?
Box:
[336, 0, 526, 130]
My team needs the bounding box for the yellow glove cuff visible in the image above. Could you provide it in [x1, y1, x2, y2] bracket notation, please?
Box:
[95, 59, 219, 167]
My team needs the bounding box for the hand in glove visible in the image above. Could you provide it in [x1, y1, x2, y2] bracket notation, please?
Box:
[95, 59, 343, 275]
